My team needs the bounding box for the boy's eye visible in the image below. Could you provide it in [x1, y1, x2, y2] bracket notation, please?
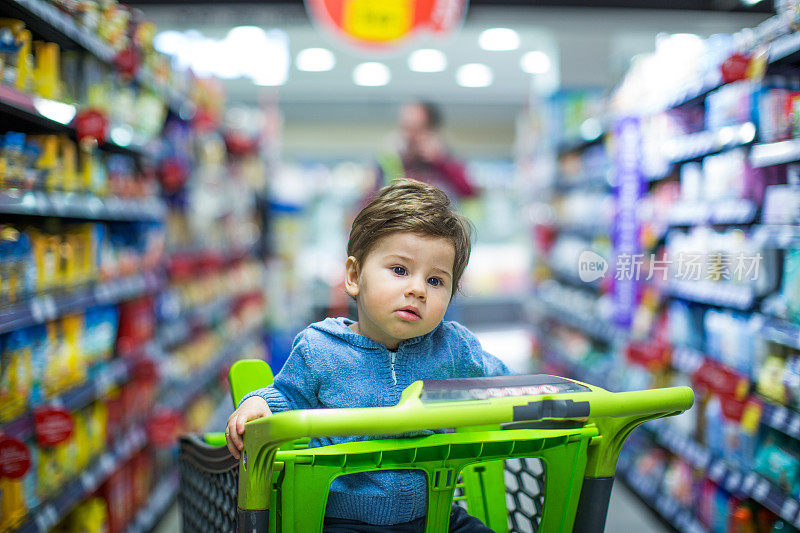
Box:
[392, 266, 406, 276]
[427, 277, 443, 287]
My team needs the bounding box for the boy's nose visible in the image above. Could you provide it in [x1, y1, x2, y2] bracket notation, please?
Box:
[405, 277, 426, 299]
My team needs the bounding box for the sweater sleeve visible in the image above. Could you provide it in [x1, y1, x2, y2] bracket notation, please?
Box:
[238, 332, 319, 412]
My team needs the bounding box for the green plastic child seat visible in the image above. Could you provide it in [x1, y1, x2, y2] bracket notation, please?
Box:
[180, 359, 694, 533]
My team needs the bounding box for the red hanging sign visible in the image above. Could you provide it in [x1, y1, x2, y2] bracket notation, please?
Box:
[34, 406, 75, 447]
[305, 0, 467, 50]
[0, 435, 32, 479]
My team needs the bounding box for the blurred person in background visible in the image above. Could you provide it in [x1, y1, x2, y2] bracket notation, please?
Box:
[375, 101, 477, 200]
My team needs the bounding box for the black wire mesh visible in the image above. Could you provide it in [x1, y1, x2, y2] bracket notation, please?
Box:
[452, 458, 545, 533]
[504, 458, 545, 533]
[178, 435, 239, 533]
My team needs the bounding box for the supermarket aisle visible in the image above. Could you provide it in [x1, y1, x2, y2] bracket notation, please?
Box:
[154, 480, 668, 532]
[607, 483, 668, 533]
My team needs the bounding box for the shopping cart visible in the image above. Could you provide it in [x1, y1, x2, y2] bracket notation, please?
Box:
[178, 359, 693, 533]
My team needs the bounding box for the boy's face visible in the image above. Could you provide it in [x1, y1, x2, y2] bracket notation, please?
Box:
[345, 233, 455, 350]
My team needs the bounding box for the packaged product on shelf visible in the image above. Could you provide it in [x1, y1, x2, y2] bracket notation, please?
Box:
[115, 296, 154, 356]
[0, 19, 32, 91]
[83, 305, 119, 366]
[29, 226, 61, 291]
[32, 40, 60, 100]
[758, 350, 789, 404]
[705, 80, 755, 131]
[0, 436, 36, 532]
[785, 355, 800, 409]
[755, 76, 795, 143]
[753, 428, 800, 496]
[0, 328, 33, 422]
[0, 225, 35, 304]
[1, 132, 30, 189]
[59, 497, 110, 533]
[661, 456, 695, 508]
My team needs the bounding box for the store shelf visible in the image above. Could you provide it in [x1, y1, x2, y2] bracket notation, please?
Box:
[759, 314, 800, 350]
[555, 222, 612, 240]
[768, 30, 800, 64]
[0, 85, 153, 159]
[0, 353, 147, 442]
[617, 461, 708, 533]
[0, 0, 113, 61]
[0, 0, 190, 115]
[664, 198, 757, 226]
[13, 424, 148, 533]
[667, 279, 755, 310]
[663, 122, 756, 164]
[0, 271, 163, 335]
[652, 426, 800, 526]
[537, 300, 626, 345]
[753, 225, 800, 249]
[159, 324, 262, 413]
[761, 402, 800, 441]
[0, 190, 166, 221]
[124, 469, 180, 533]
[557, 134, 604, 155]
[750, 138, 800, 168]
[157, 296, 234, 350]
[554, 172, 611, 191]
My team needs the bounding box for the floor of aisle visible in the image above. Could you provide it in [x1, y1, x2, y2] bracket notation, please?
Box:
[153, 479, 668, 532]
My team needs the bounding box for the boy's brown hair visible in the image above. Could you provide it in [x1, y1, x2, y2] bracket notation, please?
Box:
[347, 178, 472, 297]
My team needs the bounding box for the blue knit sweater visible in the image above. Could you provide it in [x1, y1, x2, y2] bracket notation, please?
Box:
[240, 316, 510, 525]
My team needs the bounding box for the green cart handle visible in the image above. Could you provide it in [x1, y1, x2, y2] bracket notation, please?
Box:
[239, 374, 693, 532]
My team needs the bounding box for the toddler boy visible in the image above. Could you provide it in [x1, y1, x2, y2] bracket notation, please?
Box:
[226, 178, 509, 532]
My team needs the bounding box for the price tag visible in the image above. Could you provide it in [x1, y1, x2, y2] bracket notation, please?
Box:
[37, 504, 58, 531]
[780, 498, 798, 521]
[787, 414, 800, 439]
[100, 454, 115, 475]
[770, 406, 788, 429]
[709, 460, 725, 482]
[94, 282, 114, 304]
[81, 470, 97, 491]
[95, 370, 113, 396]
[742, 473, 757, 493]
[30, 295, 58, 323]
[753, 478, 770, 501]
[725, 470, 741, 493]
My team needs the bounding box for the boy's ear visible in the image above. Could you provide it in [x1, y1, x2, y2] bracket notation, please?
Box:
[344, 256, 360, 297]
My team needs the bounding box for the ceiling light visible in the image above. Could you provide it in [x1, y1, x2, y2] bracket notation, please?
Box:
[296, 48, 336, 72]
[226, 26, 267, 46]
[153, 30, 185, 55]
[479, 28, 519, 51]
[456, 63, 493, 88]
[408, 49, 447, 73]
[520, 51, 551, 74]
[353, 62, 390, 86]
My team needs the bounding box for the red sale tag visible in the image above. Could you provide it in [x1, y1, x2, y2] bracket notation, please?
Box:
[34, 406, 75, 447]
[0, 435, 32, 479]
[74, 108, 109, 144]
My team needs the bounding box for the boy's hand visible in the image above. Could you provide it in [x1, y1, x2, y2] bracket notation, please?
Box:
[225, 396, 272, 459]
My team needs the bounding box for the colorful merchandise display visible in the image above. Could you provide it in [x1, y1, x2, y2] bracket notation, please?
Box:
[0, 1, 272, 532]
[525, 8, 800, 532]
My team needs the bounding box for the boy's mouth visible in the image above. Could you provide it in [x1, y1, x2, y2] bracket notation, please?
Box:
[396, 306, 421, 320]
